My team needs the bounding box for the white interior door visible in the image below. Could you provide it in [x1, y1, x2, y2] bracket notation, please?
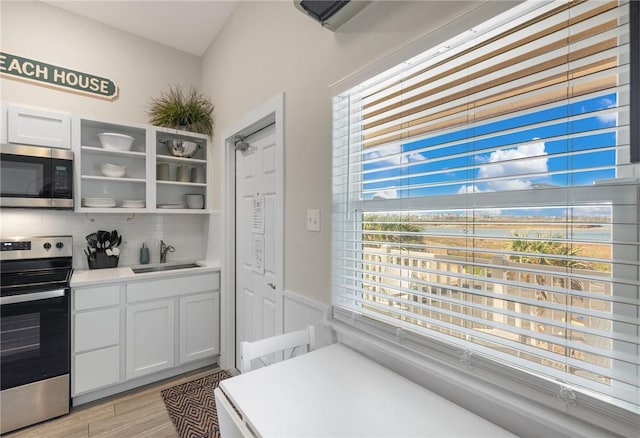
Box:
[235, 123, 282, 368]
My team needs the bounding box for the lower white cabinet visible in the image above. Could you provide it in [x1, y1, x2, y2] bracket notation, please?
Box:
[179, 292, 220, 364]
[72, 270, 220, 398]
[126, 299, 175, 379]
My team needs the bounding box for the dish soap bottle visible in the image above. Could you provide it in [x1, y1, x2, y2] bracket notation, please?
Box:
[139, 243, 150, 264]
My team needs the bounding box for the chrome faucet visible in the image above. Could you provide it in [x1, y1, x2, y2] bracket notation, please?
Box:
[159, 240, 175, 263]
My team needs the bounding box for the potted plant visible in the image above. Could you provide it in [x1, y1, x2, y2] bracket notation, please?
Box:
[148, 85, 214, 136]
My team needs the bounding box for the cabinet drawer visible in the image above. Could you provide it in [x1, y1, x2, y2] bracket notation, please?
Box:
[74, 346, 120, 395]
[7, 106, 71, 148]
[74, 285, 120, 311]
[127, 272, 219, 303]
[75, 308, 120, 352]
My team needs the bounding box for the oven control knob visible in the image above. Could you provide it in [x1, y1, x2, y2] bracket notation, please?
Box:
[43, 242, 52, 250]
[56, 242, 64, 249]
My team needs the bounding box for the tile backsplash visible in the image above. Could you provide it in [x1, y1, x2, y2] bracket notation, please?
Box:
[0, 210, 210, 269]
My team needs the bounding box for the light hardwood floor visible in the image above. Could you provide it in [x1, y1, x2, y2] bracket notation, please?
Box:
[5, 366, 220, 438]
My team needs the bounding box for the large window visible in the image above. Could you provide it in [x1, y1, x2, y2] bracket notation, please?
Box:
[332, 0, 639, 426]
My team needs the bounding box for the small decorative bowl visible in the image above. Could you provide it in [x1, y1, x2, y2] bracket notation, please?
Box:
[98, 133, 134, 151]
[100, 163, 126, 177]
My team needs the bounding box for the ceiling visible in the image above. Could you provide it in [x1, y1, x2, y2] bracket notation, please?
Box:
[43, 1, 240, 56]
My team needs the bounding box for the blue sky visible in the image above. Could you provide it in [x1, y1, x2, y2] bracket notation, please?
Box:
[363, 94, 618, 201]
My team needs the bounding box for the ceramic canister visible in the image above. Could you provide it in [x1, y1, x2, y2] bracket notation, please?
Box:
[177, 165, 191, 182]
[157, 163, 170, 181]
[191, 167, 205, 183]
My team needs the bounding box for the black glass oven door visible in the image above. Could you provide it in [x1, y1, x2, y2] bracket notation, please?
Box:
[0, 289, 70, 391]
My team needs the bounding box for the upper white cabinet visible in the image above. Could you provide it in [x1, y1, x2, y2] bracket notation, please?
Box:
[73, 116, 209, 213]
[154, 128, 208, 211]
[74, 117, 149, 212]
[6, 105, 71, 148]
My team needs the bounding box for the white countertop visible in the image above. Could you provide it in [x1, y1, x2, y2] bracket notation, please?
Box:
[70, 259, 220, 287]
[220, 343, 515, 437]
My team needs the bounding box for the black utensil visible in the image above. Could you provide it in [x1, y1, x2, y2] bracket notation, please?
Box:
[97, 230, 109, 249]
[108, 230, 118, 249]
[86, 233, 98, 248]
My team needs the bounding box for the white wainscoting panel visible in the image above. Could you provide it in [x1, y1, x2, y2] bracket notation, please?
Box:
[283, 290, 335, 349]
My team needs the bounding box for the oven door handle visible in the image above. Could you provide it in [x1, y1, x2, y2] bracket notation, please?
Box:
[0, 289, 66, 305]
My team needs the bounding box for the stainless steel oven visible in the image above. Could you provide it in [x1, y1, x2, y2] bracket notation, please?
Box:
[0, 144, 73, 209]
[0, 236, 73, 434]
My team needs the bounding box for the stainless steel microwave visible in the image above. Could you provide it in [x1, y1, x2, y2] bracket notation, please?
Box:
[0, 144, 73, 209]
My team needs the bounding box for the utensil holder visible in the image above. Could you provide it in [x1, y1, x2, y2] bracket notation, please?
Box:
[88, 252, 119, 269]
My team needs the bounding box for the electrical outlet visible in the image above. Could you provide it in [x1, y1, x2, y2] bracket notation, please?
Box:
[306, 209, 320, 232]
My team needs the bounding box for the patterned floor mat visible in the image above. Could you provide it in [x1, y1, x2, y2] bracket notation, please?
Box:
[161, 370, 232, 438]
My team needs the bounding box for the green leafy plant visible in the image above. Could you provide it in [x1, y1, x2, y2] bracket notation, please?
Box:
[148, 85, 214, 136]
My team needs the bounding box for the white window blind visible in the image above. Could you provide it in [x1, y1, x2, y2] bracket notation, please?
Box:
[332, 0, 639, 423]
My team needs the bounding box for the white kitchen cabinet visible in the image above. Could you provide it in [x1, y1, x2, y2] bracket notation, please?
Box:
[71, 269, 220, 404]
[72, 284, 122, 395]
[126, 299, 175, 379]
[154, 127, 208, 212]
[74, 117, 149, 212]
[7, 105, 71, 148]
[179, 291, 220, 364]
[73, 114, 210, 214]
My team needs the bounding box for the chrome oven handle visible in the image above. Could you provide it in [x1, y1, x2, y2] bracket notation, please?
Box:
[0, 289, 66, 305]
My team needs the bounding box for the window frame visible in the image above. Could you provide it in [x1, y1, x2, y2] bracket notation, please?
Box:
[331, 1, 640, 434]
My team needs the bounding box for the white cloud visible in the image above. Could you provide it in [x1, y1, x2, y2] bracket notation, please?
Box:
[475, 141, 548, 191]
[457, 184, 491, 194]
[597, 112, 617, 125]
[364, 144, 401, 164]
[486, 178, 533, 191]
[407, 152, 428, 162]
[372, 189, 398, 199]
[478, 141, 548, 178]
[364, 145, 427, 165]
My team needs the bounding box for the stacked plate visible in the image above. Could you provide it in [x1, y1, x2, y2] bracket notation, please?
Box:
[122, 199, 145, 208]
[82, 197, 116, 208]
[158, 204, 185, 209]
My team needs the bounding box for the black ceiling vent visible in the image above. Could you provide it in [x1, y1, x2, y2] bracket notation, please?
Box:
[294, 1, 370, 31]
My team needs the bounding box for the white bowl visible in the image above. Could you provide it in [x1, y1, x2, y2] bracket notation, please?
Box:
[101, 163, 126, 177]
[185, 194, 204, 209]
[98, 133, 134, 151]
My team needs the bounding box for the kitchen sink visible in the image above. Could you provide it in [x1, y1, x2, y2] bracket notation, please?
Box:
[132, 263, 201, 274]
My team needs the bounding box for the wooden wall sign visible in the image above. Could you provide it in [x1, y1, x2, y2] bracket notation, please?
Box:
[0, 52, 118, 100]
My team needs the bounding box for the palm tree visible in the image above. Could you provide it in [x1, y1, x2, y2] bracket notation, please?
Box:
[509, 231, 583, 268]
[362, 214, 423, 247]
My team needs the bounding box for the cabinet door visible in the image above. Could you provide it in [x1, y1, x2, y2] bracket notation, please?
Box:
[126, 299, 174, 379]
[8, 106, 71, 148]
[179, 292, 219, 364]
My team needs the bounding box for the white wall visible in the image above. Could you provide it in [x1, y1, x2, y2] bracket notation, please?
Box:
[0, 1, 208, 264]
[200, 0, 502, 304]
[0, 1, 201, 123]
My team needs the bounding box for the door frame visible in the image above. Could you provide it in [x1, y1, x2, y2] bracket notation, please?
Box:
[220, 93, 284, 371]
